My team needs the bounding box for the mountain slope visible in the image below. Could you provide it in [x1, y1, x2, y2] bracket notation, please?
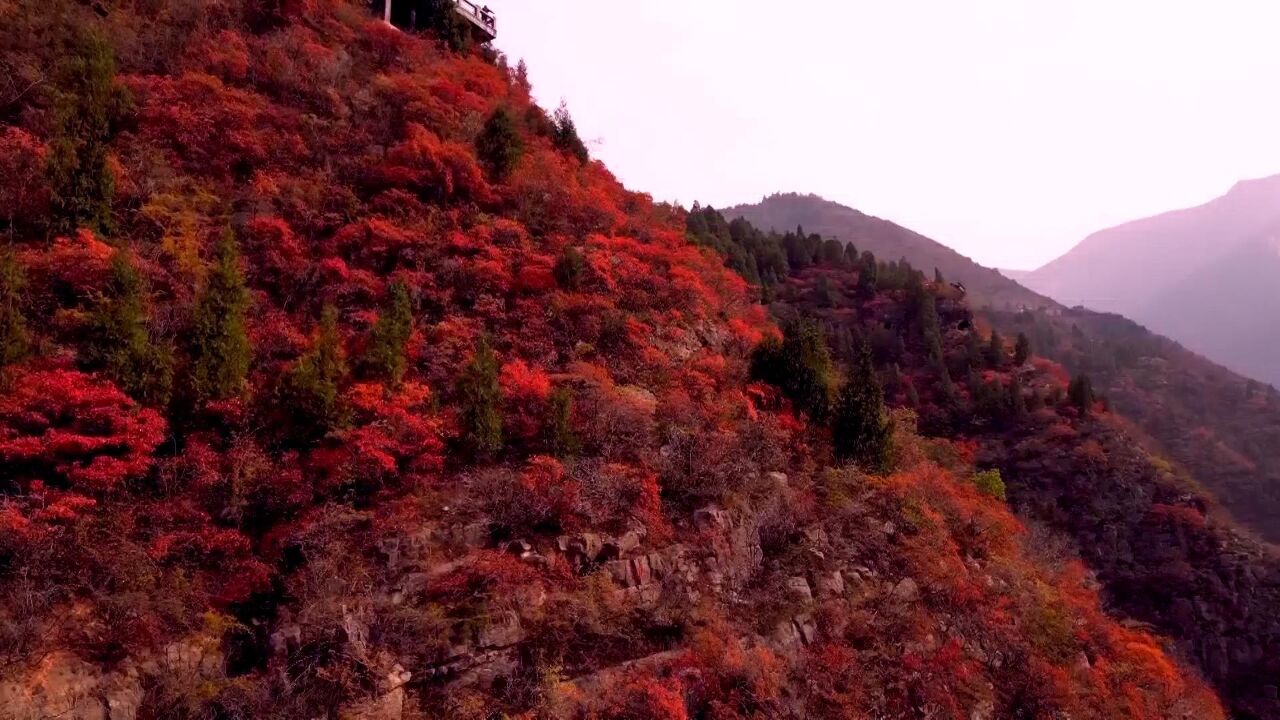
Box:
[724, 193, 1055, 310]
[0, 1, 1229, 719]
[724, 189, 1280, 547]
[1020, 175, 1280, 386]
[689, 208, 1280, 719]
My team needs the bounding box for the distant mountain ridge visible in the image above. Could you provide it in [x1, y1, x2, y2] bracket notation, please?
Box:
[1019, 174, 1280, 386]
[723, 188, 1280, 550]
[723, 193, 1056, 310]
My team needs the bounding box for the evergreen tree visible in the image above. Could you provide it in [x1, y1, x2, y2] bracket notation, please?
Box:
[362, 281, 413, 386]
[552, 102, 589, 163]
[832, 343, 893, 470]
[913, 289, 943, 360]
[514, 59, 531, 92]
[554, 245, 586, 290]
[750, 320, 836, 422]
[935, 356, 958, 406]
[1067, 374, 1095, 417]
[856, 251, 878, 295]
[1007, 375, 1027, 419]
[1067, 375, 1094, 416]
[985, 330, 1004, 368]
[816, 275, 838, 308]
[279, 305, 348, 440]
[458, 335, 503, 459]
[0, 248, 29, 367]
[905, 383, 920, 409]
[934, 267, 945, 284]
[843, 243, 860, 266]
[190, 228, 251, 402]
[820, 238, 845, 266]
[46, 29, 127, 235]
[475, 106, 524, 181]
[964, 331, 983, 370]
[86, 249, 173, 405]
[1014, 332, 1032, 365]
[544, 386, 579, 458]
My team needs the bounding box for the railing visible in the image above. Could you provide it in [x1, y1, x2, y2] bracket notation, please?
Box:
[454, 0, 496, 32]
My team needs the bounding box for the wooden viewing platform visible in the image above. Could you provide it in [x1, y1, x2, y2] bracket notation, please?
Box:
[377, 0, 497, 42]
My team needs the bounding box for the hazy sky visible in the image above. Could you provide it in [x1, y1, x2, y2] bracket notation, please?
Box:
[487, 1, 1280, 270]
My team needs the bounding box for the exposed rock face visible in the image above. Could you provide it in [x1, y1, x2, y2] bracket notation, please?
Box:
[0, 635, 223, 720]
[0, 652, 119, 720]
[339, 654, 412, 720]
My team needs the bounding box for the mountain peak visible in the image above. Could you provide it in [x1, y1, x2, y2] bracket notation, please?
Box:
[1020, 174, 1280, 386]
[724, 193, 1054, 311]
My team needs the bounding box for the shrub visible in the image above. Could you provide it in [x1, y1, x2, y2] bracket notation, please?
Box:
[973, 469, 1006, 501]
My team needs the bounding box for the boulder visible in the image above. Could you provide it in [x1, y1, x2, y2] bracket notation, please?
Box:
[785, 576, 813, 604]
[793, 614, 818, 645]
[477, 610, 523, 649]
[814, 570, 845, 599]
[694, 505, 730, 531]
[891, 578, 920, 603]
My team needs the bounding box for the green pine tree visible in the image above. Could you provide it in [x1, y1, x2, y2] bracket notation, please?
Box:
[857, 252, 879, 296]
[544, 386, 580, 458]
[1007, 376, 1027, 419]
[190, 228, 251, 402]
[475, 106, 524, 181]
[751, 320, 836, 422]
[985, 330, 1004, 368]
[964, 331, 983, 370]
[279, 305, 348, 440]
[1014, 332, 1032, 365]
[46, 29, 127, 235]
[1067, 375, 1095, 417]
[553, 246, 586, 290]
[362, 281, 413, 386]
[0, 248, 29, 367]
[832, 342, 893, 470]
[86, 249, 173, 405]
[552, 102, 589, 163]
[458, 335, 503, 459]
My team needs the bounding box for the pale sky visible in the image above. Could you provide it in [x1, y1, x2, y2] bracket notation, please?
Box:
[487, 1, 1280, 270]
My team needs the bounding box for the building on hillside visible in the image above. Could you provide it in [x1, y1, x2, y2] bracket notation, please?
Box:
[372, 0, 497, 42]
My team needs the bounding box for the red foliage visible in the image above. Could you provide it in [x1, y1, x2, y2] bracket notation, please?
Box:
[597, 674, 689, 720]
[125, 72, 307, 178]
[0, 126, 48, 226]
[500, 360, 552, 441]
[0, 367, 166, 495]
[374, 122, 492, 203]
[309, 382, 445, 491]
